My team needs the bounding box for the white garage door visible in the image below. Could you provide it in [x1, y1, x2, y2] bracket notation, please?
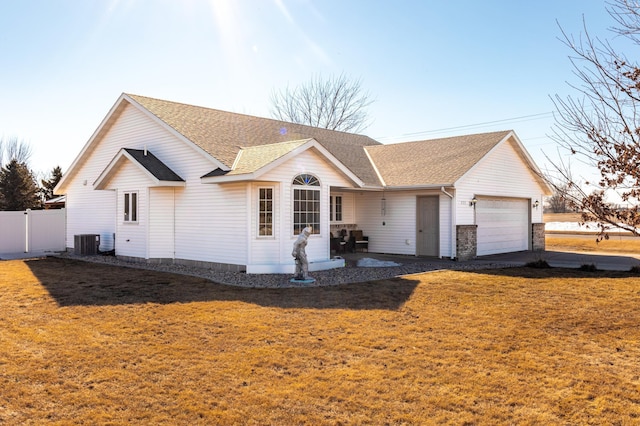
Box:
[476, 197, 529, 256]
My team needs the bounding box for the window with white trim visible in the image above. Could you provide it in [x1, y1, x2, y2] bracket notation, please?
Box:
[124, 191, 138, 223]
[292, 173, 320, 235]
[258, 187, 273, 237]
[330, 195, 343, 222]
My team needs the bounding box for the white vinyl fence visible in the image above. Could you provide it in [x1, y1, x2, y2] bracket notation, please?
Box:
[0, 209, 66, 254]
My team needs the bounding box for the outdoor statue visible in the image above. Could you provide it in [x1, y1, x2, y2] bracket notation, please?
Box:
[292, 226, 313, 281]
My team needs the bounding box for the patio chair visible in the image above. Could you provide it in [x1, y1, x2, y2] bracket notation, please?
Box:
[350, 230, 369, 252]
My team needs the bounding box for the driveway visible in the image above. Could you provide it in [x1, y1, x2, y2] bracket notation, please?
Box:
[478, 249, 640, 271]
[342, 249, 640, 272]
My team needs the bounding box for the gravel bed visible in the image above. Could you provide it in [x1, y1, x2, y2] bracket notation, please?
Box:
[57, 253, 521, 288]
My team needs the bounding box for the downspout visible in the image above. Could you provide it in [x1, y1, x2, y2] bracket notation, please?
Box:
[145, 187, 150, 260]
[440, 187, 456, 259]
[173, 187, 176, 260]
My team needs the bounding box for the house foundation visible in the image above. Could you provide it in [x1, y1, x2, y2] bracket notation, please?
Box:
[116, 255, 246, 272]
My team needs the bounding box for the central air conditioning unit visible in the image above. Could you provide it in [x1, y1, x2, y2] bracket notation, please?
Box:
[74, 234, 100, 255]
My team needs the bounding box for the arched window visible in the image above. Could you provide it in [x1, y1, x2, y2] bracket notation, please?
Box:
[292, 173, 320, 235]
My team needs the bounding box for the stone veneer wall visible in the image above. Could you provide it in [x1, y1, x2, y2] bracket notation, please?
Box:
[532, 223, 546, 251]
[456, 225, 477, 261]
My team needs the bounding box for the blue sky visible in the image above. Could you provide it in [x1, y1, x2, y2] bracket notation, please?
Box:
[0, 0, 614, 179]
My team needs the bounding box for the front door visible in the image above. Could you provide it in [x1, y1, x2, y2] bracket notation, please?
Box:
[416, 196, 439, 256]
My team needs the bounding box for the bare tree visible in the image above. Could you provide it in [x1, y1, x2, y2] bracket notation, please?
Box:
[270, 73, 374, 133]
[551, 0, 640, 239]
[0, 136, 32, 167]
[547, 186, 571, 213]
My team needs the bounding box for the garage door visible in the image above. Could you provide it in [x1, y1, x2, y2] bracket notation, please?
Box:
[476, 197, 529, 256]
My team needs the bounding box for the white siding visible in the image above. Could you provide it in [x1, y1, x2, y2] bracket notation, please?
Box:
[329, 192, 355, 226]
[66, 184, 116, 251]
[62, 103, 248, 266]
[456, 138, 545, 225]
[107, 160, 151, 258]
[256, 148, 354, 267]
[176, 182, 248, 265]
[249, 183, 280, 265]
[355, 190, 452, 257]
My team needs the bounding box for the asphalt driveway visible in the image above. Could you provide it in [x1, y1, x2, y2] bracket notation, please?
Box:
[342, 249, 640, 272]
[479, 249, 640, 271]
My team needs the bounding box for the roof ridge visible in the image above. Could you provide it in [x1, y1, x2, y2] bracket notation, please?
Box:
[125, 93, 377, 139]
[371, 130, 512, 148]
[238, 138, 312, 151]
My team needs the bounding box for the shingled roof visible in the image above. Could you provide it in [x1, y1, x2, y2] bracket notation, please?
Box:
[123, 148, 184, 182]
[93, 148, 185, 190]
[365, 131, 512, 187]
[228, 139, 310, 176]
[126, 94, 383, 187]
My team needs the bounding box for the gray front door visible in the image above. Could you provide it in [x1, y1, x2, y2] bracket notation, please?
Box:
[416, 196, 439, 256]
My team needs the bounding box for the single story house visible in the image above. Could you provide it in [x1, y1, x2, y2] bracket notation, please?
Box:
[54, 93, 552, 273]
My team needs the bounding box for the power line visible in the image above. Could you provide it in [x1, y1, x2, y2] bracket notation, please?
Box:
[375, 111, 555, 141]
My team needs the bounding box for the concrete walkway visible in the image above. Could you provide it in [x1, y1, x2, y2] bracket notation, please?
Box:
[0, 250, 62, 261]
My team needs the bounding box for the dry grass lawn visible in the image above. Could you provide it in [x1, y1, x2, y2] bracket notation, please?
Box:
[544, 212, 585, 223]
[547, 235, 640, 254]
[1, 257, 640, 424]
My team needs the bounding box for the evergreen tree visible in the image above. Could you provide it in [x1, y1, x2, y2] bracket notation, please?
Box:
[0, 159, 41, 210]
[40, 165, 63, 201]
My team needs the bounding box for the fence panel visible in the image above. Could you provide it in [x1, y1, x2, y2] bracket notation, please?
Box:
[0, 211, 27, 252]
[28, 209, 66, 252]
[0, 209, 66, 254]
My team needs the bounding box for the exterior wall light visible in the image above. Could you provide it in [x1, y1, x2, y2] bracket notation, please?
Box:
[469, 197, 477, 207]
[533, 199, 539, 209]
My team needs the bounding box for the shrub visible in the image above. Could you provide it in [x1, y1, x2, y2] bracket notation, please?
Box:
[629, 265, 640, 274]
[525, 259, 551, 269]
[579, 263, 598, 272]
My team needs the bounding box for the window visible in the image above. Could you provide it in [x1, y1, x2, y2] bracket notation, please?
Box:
[124, 191, 138, 222]
[330, 195, 343, 222]
[293, 173, 319, 186]
[258, 187, 273, 236]
[292, 173, 320, 235]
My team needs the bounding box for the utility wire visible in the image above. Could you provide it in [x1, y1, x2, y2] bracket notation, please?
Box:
[375, 111, 555, 141]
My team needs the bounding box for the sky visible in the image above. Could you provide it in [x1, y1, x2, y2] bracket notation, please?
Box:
[0, 0, 618, 183]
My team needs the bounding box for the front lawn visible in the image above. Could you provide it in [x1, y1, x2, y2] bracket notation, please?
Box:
[1, 257, 639, 424]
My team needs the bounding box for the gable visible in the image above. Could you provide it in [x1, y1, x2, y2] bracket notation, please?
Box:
[200, 139, 364, 187]
[94, 148, 185, 190]
[55, 94, 223, 194]
[459, 135, 552, 195]
[365, 131, 510, 188]
[258, 148, 355, 188]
